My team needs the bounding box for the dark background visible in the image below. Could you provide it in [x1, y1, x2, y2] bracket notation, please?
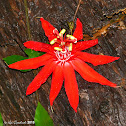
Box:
[0, 0, 126, 125]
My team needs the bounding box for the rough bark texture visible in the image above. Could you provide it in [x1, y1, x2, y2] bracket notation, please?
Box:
[0, 0, 126, 126]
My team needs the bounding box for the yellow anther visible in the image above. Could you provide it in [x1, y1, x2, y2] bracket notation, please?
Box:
[69, 43, 72, 51]
[50, 38, 57, 45]
[61, 42, 65, 46]
[59, 29, 66, 36]
[66, 34, 75, 40]
[54, 47, 62, 51]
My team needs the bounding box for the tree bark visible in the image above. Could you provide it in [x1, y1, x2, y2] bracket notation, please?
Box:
[0, 0, 126, 125]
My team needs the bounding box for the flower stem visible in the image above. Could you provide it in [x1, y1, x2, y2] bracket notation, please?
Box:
[36, 90, 40, 102]
[24, 0, 32, 40]
[68, 0, 81, 35]
[73, 0, 82, 22]
[24, 0, 39, 102]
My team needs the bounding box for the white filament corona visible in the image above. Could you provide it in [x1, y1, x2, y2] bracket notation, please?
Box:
[55, 48, 72, 64]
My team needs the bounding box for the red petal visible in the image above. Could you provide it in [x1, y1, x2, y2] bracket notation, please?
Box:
[76, 52, 120, 66]
[26, 60, 57, 95]
[24, 41, 52, 52]
[40, 17, 57, 41]
[64, 62, 79, 112]
[49, 64, 63, 105]
[8, 54, 53, 70]
[71, 58, 117, 87]
[72, 39, 98, 52]
[73, 18, 83, 41]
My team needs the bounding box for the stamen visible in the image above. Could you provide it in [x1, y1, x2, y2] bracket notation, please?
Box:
[73, 38, 77, 43]
[50, 38, 57, 45]
[54, 47, 62, 51]
[59, 29, 66, 37]
[69, 43, 72, 51]
[66, 34, 75, 40]
[61, 42, 65, 46]
[66, 34, 77, 43]
[53, 29, 59, 35]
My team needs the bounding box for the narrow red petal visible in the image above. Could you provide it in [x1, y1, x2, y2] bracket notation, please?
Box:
[49, 64, 63, 106]
[73, 18, 83, 41]
[76, 52, 120, 66]
[64, 62, 79, 112]
[26, 60, 57, 95]
[71, 58, 117, 87]
[8, 54, 53, 70]
[72, 39, 98, 52]
[40, 17, 57, 41]
[24, 41, 52, 52]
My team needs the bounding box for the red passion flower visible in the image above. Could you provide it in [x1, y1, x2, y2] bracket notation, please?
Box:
[9, 17, 119, 112]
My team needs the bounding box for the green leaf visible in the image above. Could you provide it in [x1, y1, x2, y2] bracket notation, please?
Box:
[0, 113, 3, 126]
[24, 49, 44, 58]
[34, 102, 54, 126]
[3, 55, 31, 72]
[3, 55, 27, 65]
[3, 49, 45, 72]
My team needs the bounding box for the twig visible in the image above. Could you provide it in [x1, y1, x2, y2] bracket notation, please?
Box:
[73, 0, 82, 22]
[24, 0, 40, 102]
[24, 0, 32, 40]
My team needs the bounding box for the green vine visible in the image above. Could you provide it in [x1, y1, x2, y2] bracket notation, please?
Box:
[24, 0, 32, 40]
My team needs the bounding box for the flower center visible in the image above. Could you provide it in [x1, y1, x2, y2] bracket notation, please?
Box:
[55, 47, 72, 64]
[50, 29, 77, 52]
